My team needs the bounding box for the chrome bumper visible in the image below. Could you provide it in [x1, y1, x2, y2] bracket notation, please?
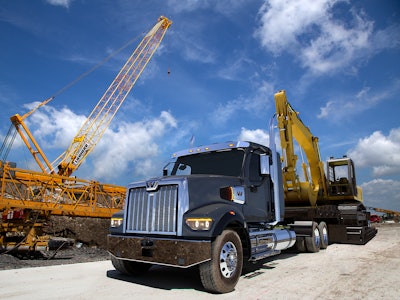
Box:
[108, 235, 211, 268]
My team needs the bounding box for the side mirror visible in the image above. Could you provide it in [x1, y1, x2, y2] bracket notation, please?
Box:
[260, 154, 270, 175]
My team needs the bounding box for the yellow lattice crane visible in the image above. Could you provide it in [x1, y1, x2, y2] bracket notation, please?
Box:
[0, 16, 172, 253]
[5, 16, 172, 177]
[55, 16, 172, 177]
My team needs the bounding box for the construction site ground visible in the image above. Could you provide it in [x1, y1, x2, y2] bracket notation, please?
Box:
[0, 223, 399, 299]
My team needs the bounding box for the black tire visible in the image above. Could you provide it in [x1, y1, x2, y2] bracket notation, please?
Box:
[199, 230, 243, 293]
[318, 221, 329, 249]
[111, 256, 151, 276]
[295, 236, 307, 252]
[305, 221, 321, 253]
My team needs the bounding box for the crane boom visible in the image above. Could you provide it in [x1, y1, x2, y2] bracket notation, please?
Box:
[54, 16, 172, 176]
[0, 16, 172, 253]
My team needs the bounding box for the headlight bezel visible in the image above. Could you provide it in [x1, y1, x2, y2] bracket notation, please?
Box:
[185, 217, 213, 231]
[110, 217, 123, 228]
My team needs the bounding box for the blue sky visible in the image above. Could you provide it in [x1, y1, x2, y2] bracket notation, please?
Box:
[1, 0, 399, 211]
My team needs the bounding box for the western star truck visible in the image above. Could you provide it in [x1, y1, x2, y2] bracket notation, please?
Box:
[107, 90, 377, 293]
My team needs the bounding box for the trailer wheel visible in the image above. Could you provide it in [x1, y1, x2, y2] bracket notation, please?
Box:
[318, 221, 329, 249]
[111, 256, 151, 276]
[305, 222, 321, 253]
[295, 236, 307, 252]
[199, 230, 243, 293]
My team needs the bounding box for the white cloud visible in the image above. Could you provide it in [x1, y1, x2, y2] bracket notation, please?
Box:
[255, 0, 336, 54]
[24, 102, 86, 149]
[20, 102, 178, 181]
[210, 80, 274, 125]
[254, 0, 383, 75]
[91, 111, 177, 181]
[361, 179, 400, 211]
[347, 128, 400, 177]
[317, 79, 400, 120]
[46, 0, 72, 9]
[237, 127, 283, 153]
[238, 127, 269, 146]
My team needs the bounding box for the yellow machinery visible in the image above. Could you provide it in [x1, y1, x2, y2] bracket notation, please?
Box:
[0, 16, 172, 253]
[275, 90, 363, 206]
[372, 207, 400, 216]
[274, 90, 376, 244]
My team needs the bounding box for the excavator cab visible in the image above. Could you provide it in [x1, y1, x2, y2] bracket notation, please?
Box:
[326, 157, 358, 198]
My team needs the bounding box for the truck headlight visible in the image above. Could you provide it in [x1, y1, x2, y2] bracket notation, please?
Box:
[185, 218, 213, 231]
[110, 217, 123, 228]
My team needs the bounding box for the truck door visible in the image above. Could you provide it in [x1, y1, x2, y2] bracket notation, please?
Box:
[242, 152, 274, 223]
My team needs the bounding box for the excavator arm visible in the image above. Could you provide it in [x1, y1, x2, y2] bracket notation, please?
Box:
[274, 90, 327, 206]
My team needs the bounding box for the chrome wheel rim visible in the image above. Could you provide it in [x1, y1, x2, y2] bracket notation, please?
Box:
[314, 227, 321, 247]
[219, 241, 238, 278]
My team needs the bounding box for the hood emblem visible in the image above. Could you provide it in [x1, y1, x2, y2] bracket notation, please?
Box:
[146, 180, 159, 191]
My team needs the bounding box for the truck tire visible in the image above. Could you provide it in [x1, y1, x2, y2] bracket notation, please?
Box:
[305, 221, 321, 253]
[199, 230, 243, 293]
[318, 221, 329, 249]
[295, 236, 307, 252]
[111, 256, 151, 276]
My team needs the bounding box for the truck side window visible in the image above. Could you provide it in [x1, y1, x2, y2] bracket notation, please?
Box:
[175, 163, 191, 175]
[249, 154, 262, 183]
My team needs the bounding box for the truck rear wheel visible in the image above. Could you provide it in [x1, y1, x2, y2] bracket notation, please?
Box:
[111, 256, 151, 276]
[318, 221, 329, 249]
[199, 230, 243, 293]
[295, 236, 307, 252]
[305, 222, 321, 253]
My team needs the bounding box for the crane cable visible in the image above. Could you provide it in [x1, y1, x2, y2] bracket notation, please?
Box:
[0, 31, 146, 162]
[0, 124, 17, 162]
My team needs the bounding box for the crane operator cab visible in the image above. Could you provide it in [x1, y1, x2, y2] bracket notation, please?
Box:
[326, 156, 359, 200]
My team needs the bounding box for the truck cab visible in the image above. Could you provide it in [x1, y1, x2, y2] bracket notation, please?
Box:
[108, 141, 296, 293]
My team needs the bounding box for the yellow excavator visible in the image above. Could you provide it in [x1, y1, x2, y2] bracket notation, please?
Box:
[0, 16, 172, 253]
[274, 90, 377, 244]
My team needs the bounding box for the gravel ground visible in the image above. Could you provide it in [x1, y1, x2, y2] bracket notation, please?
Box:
[0, 222, 395, 272]
[0, 223, 398, 299]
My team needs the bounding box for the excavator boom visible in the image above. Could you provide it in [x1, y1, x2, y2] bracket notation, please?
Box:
[273, 90, 376, 244]
[274, 90, 362, 206]
[274, 90, 327, 206]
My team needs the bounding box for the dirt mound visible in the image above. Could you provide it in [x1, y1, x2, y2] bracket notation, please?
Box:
[0, 245, 110, 270]
[48, 216, 110, 249]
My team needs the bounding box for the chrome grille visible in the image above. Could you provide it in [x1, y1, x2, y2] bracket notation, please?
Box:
[126, 185, 178, 234]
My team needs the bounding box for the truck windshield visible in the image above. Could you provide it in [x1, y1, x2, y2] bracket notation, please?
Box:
[170, 149, 245, 177]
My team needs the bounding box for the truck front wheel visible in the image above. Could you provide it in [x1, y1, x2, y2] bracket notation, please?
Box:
[199, 229, 243, 293]
[111, 256, 151, 276]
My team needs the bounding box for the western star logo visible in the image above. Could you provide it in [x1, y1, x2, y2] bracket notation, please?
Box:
[146, 180, 159, 191]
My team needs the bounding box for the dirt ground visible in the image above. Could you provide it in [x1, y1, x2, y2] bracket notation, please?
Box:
[0, 245, 110, 270]
[0, 222, 397, 272]
[0, 223, 399, 299]
[0, 215, 110, 270]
